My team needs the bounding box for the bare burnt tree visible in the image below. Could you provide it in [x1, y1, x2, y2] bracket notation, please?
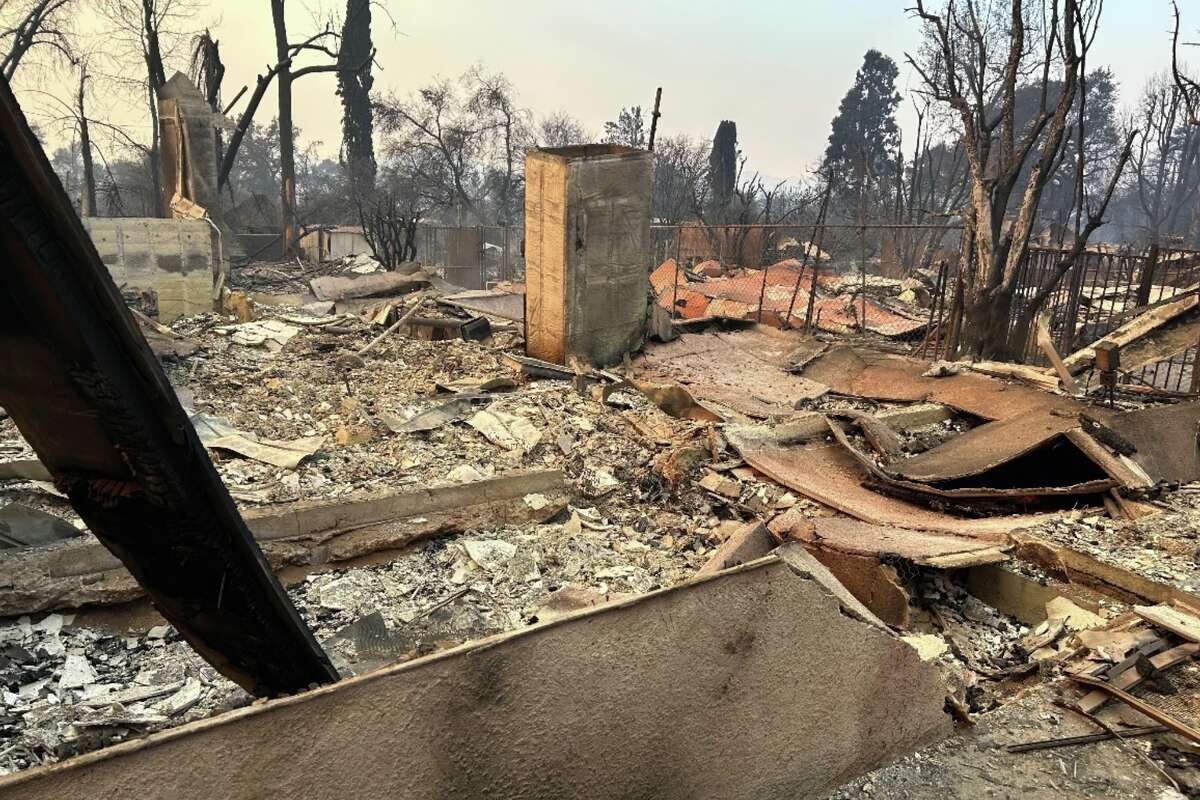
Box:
[1173, 2, 1199, 126]
[98, 0, 198, 217]
[354, 155, 438, 268]
[356, 189, 418, 268]
[189, 29, 222, 108]
[652, 133, 707, 224]
[376, 80, 485, 222]
[907, 0, 1124, 358]
[375, 70, 528, 225]
[217, 23, 348, 193]
[1129, 72, 1200, 250]
[188, 29, 224, 164]
[76, 60, 95, 214]
[141, 0, 166, 214]
[337, 0, 375, 194]
[270, 0, 302, 256]
[1, 0, 75, 80]
[1011, 129, 1136, 352]
[896, 96, 970, 273]
[537, 110, 589, 148]
[467, 67, 530, 225]
[216, 0, 371, 256]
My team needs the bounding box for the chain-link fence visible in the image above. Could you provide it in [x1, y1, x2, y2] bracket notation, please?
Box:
[649, 222, 962, 339]
[417, 225, 522, 288]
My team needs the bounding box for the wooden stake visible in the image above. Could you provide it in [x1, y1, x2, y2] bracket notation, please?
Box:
[1036, 312, 1079, 393]
[357, 293, 429, 356]
[648, 87, 662, 151]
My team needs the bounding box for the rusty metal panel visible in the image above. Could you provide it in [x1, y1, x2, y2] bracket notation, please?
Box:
[800, 346, 1079, 421]
[724, 426, 1055, 535]
[826, 418, 1115, 499]
[1111, 402, 1200, 484]
[772, 513, 1010, 567]
[894, 413, 1079, 482]
[0, 79, 336, 696]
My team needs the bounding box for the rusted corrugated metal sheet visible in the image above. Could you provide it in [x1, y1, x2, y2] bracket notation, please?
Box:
[724, 426, 1056, 535]
[826, 417, 1116, 500]
[772, 512, 1010, 567]
[1110, 402, 1200, 484]
[799, 346, 1080, 421]
[634, 329, 827, 419]
[894, 413, 1080, 482]
[649, 261, 926, 337]
[0, 79, 337, 696]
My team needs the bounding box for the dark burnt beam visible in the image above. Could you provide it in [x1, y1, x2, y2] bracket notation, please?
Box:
[0, 77, 337, 697]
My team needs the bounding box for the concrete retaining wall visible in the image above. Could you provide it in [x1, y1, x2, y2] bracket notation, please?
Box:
[0, 553, 949, 800]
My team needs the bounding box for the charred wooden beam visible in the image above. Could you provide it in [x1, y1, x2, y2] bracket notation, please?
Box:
[0, 77, 337, 697]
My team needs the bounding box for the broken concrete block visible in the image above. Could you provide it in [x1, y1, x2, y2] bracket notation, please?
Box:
[82, 218, 223, 322]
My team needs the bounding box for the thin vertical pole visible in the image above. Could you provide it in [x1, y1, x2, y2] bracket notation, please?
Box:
[786, 178, 832, 325]
[1190, 337, 1200, 394]
[804, 218, 830, 333]
[671, 227, 681, 319]
[648, 87, 663, 151]
[857, 162, 867, 335]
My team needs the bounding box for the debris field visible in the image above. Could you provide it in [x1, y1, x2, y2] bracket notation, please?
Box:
[3, 77, 1200, 799]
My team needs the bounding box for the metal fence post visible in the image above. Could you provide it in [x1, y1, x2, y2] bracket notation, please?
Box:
[1136, 243, 1159, 307]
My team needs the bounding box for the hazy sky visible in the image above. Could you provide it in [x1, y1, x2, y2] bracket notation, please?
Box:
[15, 0, 1193, 180]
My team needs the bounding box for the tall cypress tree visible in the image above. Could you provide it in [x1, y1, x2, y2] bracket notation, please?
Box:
[708, 120, 738, 210]
[338, 0, 375, 192]
[824, 50, 901, 210]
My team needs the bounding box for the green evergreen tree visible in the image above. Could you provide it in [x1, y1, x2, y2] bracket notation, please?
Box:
[824, 49, 902, 212]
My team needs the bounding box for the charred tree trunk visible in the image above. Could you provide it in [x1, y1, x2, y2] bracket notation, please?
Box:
[1006, 130, 1137, 357]
[337, 0, 375, 195]
[147, 87, 164, 217]
[402, 217, 418, 263]
[219, 67, 278, 191]
[192, 31, 226, 185]
[270, 0, 298, 258]
[77, 67, 96, 216]
[142, 0, 167, 217]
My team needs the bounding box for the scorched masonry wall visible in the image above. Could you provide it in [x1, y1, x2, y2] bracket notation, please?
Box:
[524, 144, 651, 367]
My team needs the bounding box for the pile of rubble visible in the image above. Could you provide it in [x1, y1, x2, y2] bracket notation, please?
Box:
[650, 257, 932, 339]
[0, 614, 247, 773]
[7, 255, 1200, 795]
